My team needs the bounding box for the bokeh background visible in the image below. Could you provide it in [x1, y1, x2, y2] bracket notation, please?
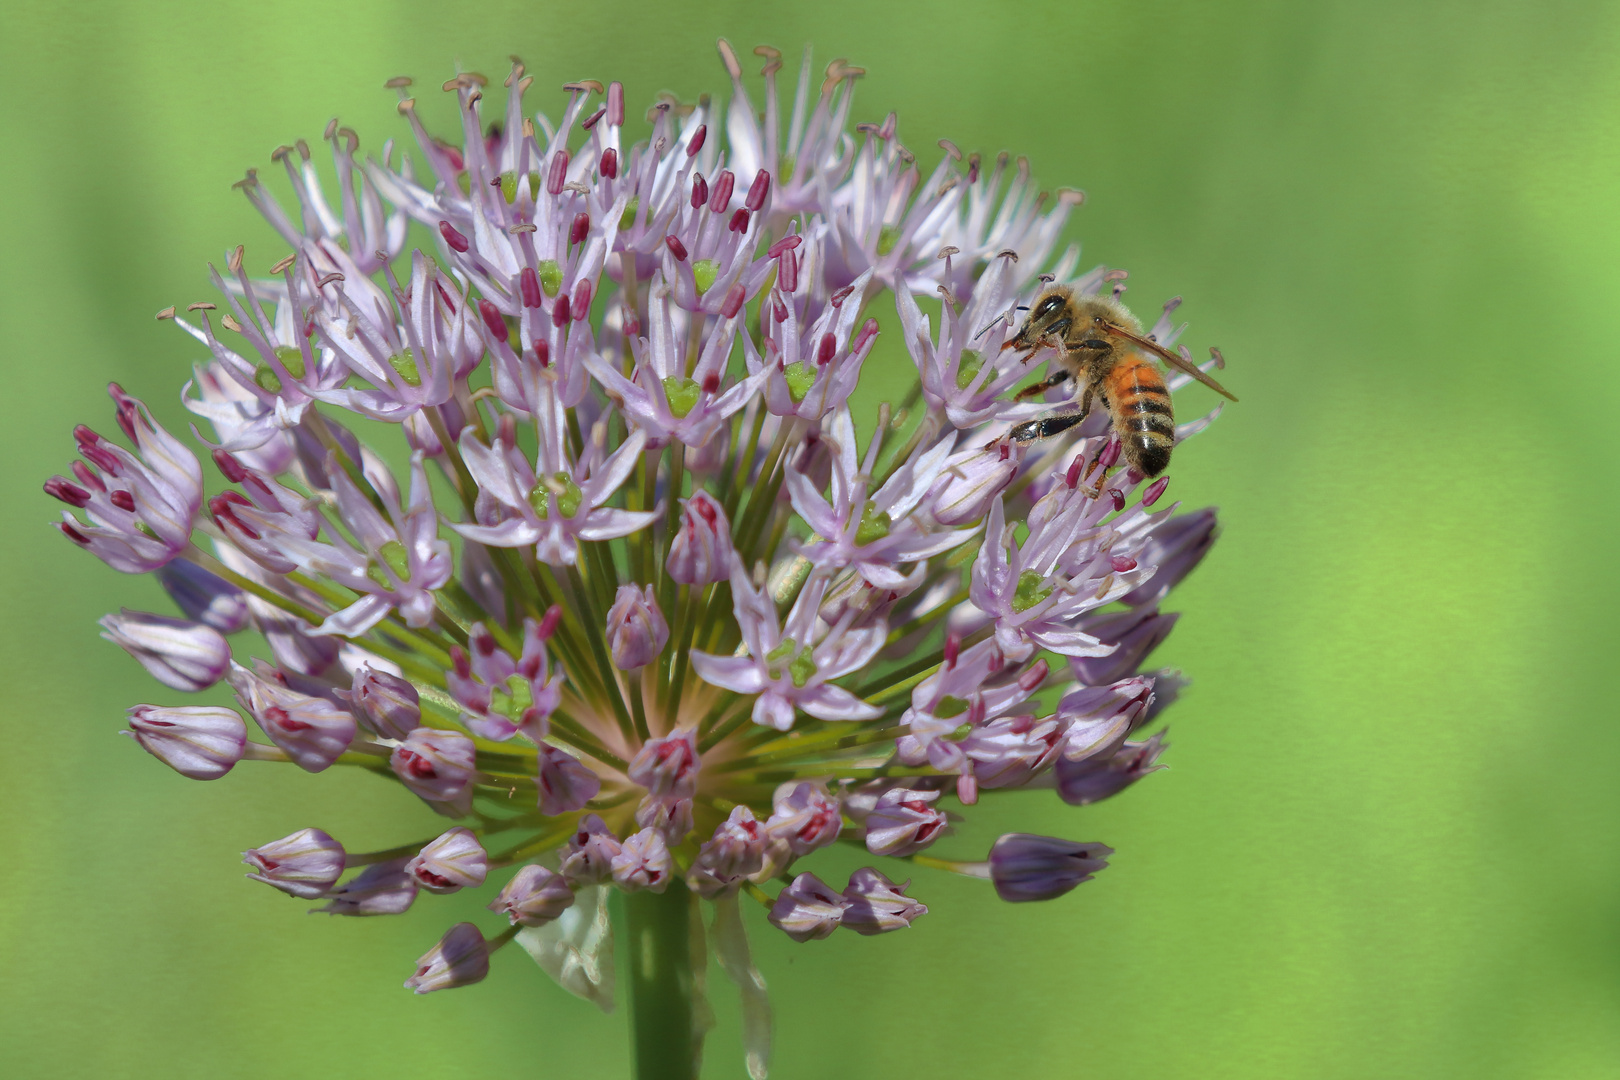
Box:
[3, 0, 1618, 1076]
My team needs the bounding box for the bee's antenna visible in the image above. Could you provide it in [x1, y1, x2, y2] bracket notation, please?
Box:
[972, 305, 1032, 342]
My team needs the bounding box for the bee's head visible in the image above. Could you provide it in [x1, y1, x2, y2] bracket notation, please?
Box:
[1003, 286, 1076, 353]
[1003, 288, 1144, 354]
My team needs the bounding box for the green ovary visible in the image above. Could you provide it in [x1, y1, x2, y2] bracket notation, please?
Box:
[855, 501, 892, 546]
[366, 540, 411, 588]
[876, 224, 901, 256]
[692, 259, 720, 295]
[663, 377, 701, 418]
[783, 361, 816, 403]
[530, 473, 584, 518]
[1011, 570, 1054, 613]
[538, 260, 563, 298]
[387, 352, 421, 387]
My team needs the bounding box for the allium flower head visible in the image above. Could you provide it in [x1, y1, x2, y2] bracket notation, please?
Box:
[59, 42, 1232, 1078]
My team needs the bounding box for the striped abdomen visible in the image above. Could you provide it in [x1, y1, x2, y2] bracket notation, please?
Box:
[1104, 354, 1175, 477]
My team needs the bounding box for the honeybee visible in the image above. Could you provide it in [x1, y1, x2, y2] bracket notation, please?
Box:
[999, 285, 1237, 477]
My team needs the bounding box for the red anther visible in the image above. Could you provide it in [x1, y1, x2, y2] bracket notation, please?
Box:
[701, 372, 720, 393]
[709, 170, 734, 212]
[829, 285, 854, 307]
[944, 631, 961, 669]
[771, 294, 789, 322]
[693, 496, 719, 529]
[816, 333, 837, 366]
[533, 340, 550, 368]
[473, 629, 498, 656]
[987, 648, 1006, 674]
[551, 295, 571, 327]
[664, 234, 689, 261]
[1018, 659, 1049, 692]
[1108, 489, 1126, 512]
[958, 773, 979, 806]
[438, 220, 470, 253]
[569, 212, 590, 246]
[213, 489, 251, 509]
[538, 604, 563, 640]
[497, 412, 517, 446]
[520, 266, 543, 309]
[72, 460, 103, 492]
[44, 478, 91, 507]
[1098, 438, 1122, 469]
[434, 279, 458, 313]
[853, 317, 880, 352]
[73, 424, 100, 448]
[478, 299, 510, 344]
[686, 124, 707, 157]
[1125, 467, 1145, 486]
[1065, 455, 1084, 490]
[212, 450, 248, 483]
[690, 174, 708, 209]
[450, 644, 472, 678]
[967, 696, 986, 726]
[580, 106, 606, 130]
[728, 208, 750, 233]
[767, 235, 803, 258]
[721, 282, 746, 319]
[303, 319, 316, 339]
[599, 147, 619, 179]
[623, 309, 641, 336]
[110, 489, 136, 512]
[1110, 555, 1138, 572]
[571, 280, 592, 319]
[441, 144, 465, 172]
[546, 150, 570, 196]
[1142, 476, 1169, 507]
[209, 493, 258, 539]
[778, 250, 798, 292]
[58, 522, 90, 544]
[745, 169, 771, 212]
[396, 749, 437, 780]
[109, 385, 140, 441]
[607, 82, 625, 126]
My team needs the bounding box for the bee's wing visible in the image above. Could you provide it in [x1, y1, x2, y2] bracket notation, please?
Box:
[1105, 324, 1238, 401]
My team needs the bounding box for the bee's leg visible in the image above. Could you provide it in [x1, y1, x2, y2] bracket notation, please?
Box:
[1013, 369, 1074, 401]
[1004, 411, 1089, 445]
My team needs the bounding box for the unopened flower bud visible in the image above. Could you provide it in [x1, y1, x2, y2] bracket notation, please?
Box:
[768, 872, 849, 942]
[155, 559, 250, 633]
[407, 827, 488, 894]
[345, 664, 421, 740]
[537, 744, 601, 816]
[927, 449, 1021, 526]
[627, 729, 699, 799]
[605, 584, 668, 669]
[100, 610, 230, 692]
[313, 858, 418, 916]
[124, 704, 246, 780]
[228, 662, 356, 772]
[987, 834, 1113, 902]
[864, 787, 949, 856]
[635, 795, 695, 845]
[404, 922, 489, 994]
[1055, 732, 1169, 805]
[490, 865, 575, 926]
[841, 868, 927, 935]
[560, 814, 623, 886]
[688, 805, 766, 897]
[667, 491, 733, 585]
[611, 828, 674, 893]
[390, 728, 477, 811]
[243, 827, 346, 899]
[767, 782, 843, 855]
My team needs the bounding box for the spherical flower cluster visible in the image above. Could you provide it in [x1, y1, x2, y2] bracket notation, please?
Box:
[49, 41, 1228, 1076]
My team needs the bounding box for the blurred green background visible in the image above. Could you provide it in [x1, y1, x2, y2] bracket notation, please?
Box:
[3, 0, 1617, 1076]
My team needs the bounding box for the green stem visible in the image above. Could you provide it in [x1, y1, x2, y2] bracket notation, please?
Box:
[624, 883, 702, 1080]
